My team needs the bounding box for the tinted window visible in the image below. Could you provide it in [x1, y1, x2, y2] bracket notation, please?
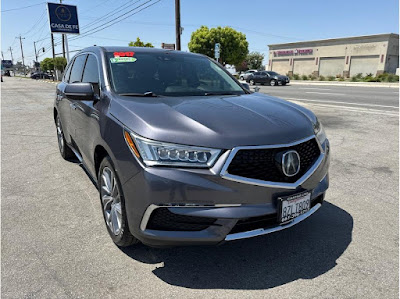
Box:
[106, 52, 244, 96]
[82, 55, 99, 84]
[69, 54, 87, 83]
[63, 60, 73, 82]
[267, 71, 279, 76]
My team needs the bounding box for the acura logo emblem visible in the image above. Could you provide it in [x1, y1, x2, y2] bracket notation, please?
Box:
[282, 150, 301, 177]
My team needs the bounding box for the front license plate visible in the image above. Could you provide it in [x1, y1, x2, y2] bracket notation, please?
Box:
[279, 192, 311, 223]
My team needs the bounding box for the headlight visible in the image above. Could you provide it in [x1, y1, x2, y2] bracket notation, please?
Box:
[314, 118, 327, 145]
[124, 131, 221, 168]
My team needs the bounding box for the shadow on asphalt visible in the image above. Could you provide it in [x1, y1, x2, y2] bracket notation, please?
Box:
[120, 202, 353, 290]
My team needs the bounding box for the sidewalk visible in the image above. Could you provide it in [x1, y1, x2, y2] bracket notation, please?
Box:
[289, 80, 399, 88]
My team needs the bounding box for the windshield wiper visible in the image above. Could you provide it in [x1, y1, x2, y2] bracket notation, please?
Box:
[119, 92, 159, 97]
[203, 92, 238, 96]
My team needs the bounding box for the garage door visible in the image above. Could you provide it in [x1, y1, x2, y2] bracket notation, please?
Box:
[319, 57, 345, 77]
[271, 59, 290, 75]
[293, 58, 315, 76]
[350, 55, 379, 77]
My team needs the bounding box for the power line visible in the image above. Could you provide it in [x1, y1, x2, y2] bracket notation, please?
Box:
[82, 0, 140, 31]
[22, 10, 46, 35]
[69, 0, 161, 42]
[1, 2, 45, 12]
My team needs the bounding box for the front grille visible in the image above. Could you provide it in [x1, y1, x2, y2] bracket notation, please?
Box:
[227, 138, 320, 183]
[146, 208, 217, 231]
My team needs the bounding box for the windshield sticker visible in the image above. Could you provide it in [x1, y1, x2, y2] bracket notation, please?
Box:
[110, 57, 137, 63]
[113, 51, 135, 57]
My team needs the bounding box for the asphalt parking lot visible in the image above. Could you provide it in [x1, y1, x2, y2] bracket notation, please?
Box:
[1, 77, 399, 298]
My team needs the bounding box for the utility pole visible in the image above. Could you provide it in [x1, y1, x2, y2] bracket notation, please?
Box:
[62, 35, 66, 58]
[175, 0, 181, 51]
[1, 51, 4, 60]
[51, 33, 57, 81]
[34, 41, 38, 62]
[60, 0, 66, 60]
[18, 35, 26, 75]
[9, 47, 14, 63]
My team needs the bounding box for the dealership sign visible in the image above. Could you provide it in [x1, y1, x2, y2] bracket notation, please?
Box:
[1, 60, 13, 69]
[47, 2, 79, 34]
[274, 48, 313, 56]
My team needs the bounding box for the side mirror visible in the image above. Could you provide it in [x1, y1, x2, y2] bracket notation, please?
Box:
[241, 83, 250, 91]
[65, 83, 95, 101]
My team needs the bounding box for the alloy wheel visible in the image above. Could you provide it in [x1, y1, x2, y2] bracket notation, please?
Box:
[250, 79, 255, 85]
[101, 167, 122, 236]
[56, 117, 64, 153]
[270, 80, 276, 86]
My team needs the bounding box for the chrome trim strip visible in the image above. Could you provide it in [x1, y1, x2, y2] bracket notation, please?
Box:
[140, 203, 242, 231]
[220, 136, 324, 189]
[225, 203, 321, 241]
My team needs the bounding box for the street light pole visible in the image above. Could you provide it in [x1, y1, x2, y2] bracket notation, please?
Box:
[175, 0, 181, 51]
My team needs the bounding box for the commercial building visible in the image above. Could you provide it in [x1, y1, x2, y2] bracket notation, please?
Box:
[267, 33, 399, 77]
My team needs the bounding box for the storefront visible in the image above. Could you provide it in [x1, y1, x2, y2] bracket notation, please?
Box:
[267, 33, 399, 77]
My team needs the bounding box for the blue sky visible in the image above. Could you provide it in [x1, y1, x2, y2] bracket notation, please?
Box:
[1, 0, 399, 65]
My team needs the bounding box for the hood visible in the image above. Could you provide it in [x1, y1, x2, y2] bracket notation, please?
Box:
[110, 93, 316, 149]
[277, 75, 288, 79]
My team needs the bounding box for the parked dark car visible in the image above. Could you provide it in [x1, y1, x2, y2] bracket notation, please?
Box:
[4, 70, 11, 76]
[54, 46, 329, 247]
[31, 72, 51, 79]
[246, 71, 290, 86]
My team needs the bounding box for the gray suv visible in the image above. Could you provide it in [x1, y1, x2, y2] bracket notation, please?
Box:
[54, 46, 330, 247]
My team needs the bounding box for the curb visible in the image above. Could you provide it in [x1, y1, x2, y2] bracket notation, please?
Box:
[288, 81, 399, 88]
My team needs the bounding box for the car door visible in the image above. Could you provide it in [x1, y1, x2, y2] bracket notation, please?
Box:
[261, 72, 270, 84]
[64, 54, 87, 153]
[70, 53, 102, 164]
[253, 72, 261, 83]
[56, 58, 75, 145]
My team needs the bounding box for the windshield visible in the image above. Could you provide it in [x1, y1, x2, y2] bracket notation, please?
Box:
[106, 51, 245, 96]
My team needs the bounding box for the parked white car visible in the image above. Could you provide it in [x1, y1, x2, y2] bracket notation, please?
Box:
[239, 69, 258, 80]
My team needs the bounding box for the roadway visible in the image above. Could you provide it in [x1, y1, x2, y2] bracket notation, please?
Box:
[1, 77, 399, 298]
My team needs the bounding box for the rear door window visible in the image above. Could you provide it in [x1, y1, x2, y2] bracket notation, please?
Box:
[69, 54, 87, 83]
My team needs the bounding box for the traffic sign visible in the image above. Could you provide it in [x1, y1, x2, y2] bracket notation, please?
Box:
[215, 43, 220, 59]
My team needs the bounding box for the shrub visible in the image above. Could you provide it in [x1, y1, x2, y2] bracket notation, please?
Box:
[293, 73, 300, 80]
[355, 73, 363, 79]
[351, 76, 358, 82]
[301, 75, 308, 80]
[319, 75, 326, 81]
[327, 76, 335, 81]
[338, 76, 345, 81]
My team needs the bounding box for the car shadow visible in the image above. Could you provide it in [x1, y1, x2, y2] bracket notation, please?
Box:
[120, 201, 353, 290]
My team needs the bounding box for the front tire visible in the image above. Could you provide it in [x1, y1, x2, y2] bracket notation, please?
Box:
[250, 79, 255, 86]
[56, 115, 74, 160]
[99, 156, 138, 247]
[270, 79, 277, 86]
[240, 76, 244, 80]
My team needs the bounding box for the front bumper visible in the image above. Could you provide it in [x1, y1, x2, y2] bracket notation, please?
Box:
[122, 139, 330, 247]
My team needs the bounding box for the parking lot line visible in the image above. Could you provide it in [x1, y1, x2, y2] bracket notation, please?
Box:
[305, 91, 346, 96]
[284, 97, 399, 109]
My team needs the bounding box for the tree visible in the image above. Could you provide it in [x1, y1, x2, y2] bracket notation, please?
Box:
[128, 37, 154, 48]
[188, 26, 249, 65]
[54, 57, 67, 71]
[40, 58, 54, 72]
[246, 52, 265, 70]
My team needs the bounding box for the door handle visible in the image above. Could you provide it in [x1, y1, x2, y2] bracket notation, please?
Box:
[70, 103, 77, 110]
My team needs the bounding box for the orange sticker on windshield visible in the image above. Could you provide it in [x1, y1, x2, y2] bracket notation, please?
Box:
[114, 51, 135, 57]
